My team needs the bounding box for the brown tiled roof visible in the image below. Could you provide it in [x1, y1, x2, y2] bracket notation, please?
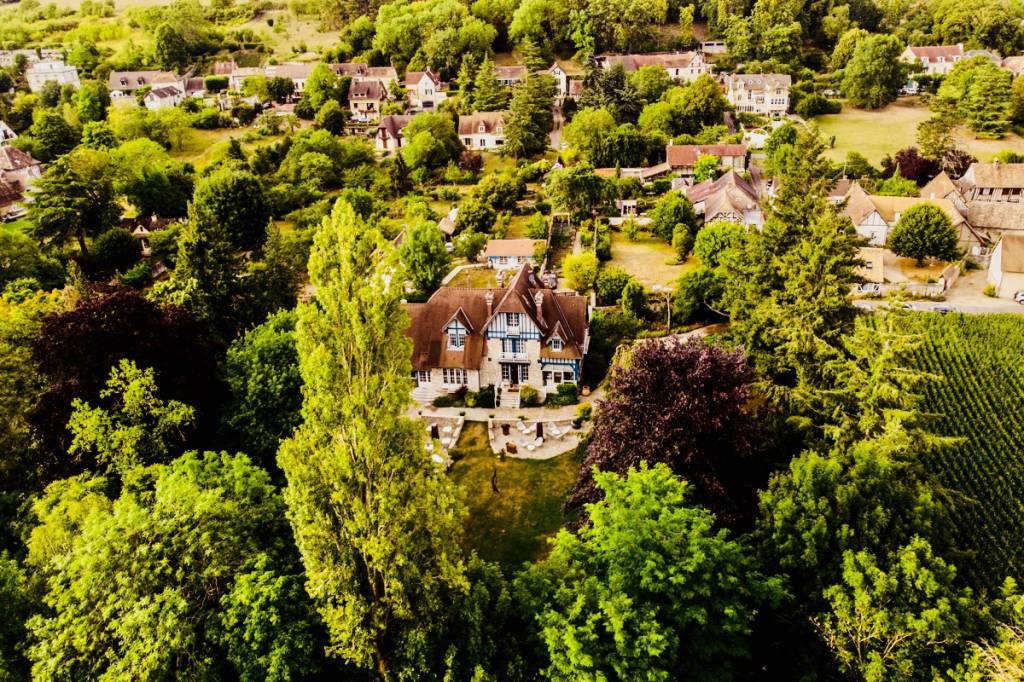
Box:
[907, 45, 964, 62]
[687, 170, 759, 218]
[830, 177, 853, 198]
[0, 145, 39, 171]
[211, 61, 237, 75]
[666, 143, 747, 168]
[0, 178, 22, 206]
[920, 171, 960, 200]
[960, 162, 1024, 189]
[332, 62, 368, 77]
[269, 62, 315, 80]
[405, 68, 441, 87]
[364, 66, 398, 81]
[350, 80, 386, 100]
[844, 192, 965, 227]
[484, 239, 544, 258]
[597, 51, 702, 72]
[495, 65, 527, 81]
[966, 202, 1024, 231]
[147, 86, 181, 99]
[108, 70, 178, 91]
[403, 264, 588, 370]
[727, 73, 791, 91]
[458, 111, 506, 136]
[999, 233, 1024, 273]
[377, 114, 413, 139]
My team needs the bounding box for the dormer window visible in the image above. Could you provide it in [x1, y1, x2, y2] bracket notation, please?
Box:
[446, 320, 466, 349]
[478, 124, 485, 132]
[505, 312, 520, 328]
[550, 338, 563, 351]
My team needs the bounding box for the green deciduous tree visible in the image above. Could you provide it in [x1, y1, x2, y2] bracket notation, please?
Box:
[223, 309, 301, 473]
[399, 220, 450, 296]
[544, 162, 608, 218]
[518, 464, 783, 681]
[935, 58, 1013, 139]
[277, 200, 469, 676]
[648, 191, 697, 243]
[402, 112, 464, 171]
[29, 148, 119, 255]
[26, 109, 79, 162]
[886, 203, 959, 265]
[561, 251, 599, 291]
[192, 165, 271, 252]
[67, 359, 195, 477]
[841, 33, 904, 109]
[27, 452, 321, 680]
[817, 537, 973, 681]
[619, 279, 648, 319]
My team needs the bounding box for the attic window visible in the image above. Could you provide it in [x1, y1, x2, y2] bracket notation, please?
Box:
[550, 338, 563, 351]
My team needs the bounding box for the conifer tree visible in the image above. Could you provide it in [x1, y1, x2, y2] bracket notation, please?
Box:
[277, 201, 468, 677]
[473, 55, 508, 111]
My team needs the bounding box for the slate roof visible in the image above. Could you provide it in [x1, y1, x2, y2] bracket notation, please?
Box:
[108, 70, 178, 91]
[377, 114, 414, 140]
[687, 170, 759, 218]
[350, 80, 387, 100]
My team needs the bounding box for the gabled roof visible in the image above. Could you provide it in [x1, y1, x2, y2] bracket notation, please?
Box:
[966, 201, 1024, 232]
[727, 73, 792, 91]
[403, 263, 589, 369]
[363, 66, 399, 81]
[0, 145, 39, 171]
[494, 65, 527, 81]
[146, 86, 182, 99]
[458, 111, 507, 136]
[108, 70, 178, 91]
[687, 170, 759, 218]
[1001, 55, 1024, 75]
[597, 51, 703, 72]
[905, 45, 964, 62]
[844, 193, 965, 227]
[377, 114, 414, 139]
[920, 171, 961, 200]
[268, 62, 315, 80]
[350, 80, 387, 100]
[959, 162, 1024, 190]
[998, 233, 1024, 273]
[405, 68, 442, 87]
[666, 143, 747, 168]
[0, 178, 22, 206]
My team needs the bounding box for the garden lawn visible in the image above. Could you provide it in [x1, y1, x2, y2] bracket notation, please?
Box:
[813, 98, 1024, 164]
[449, 422, 582, 568]
[446, 266, 499, 288]
[170, 128, 290, 169]
[610, 231, 694, 288]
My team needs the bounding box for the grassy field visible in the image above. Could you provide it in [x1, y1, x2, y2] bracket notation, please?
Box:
[446, 267, 499, 289]
[449, 422, 582, 568]
[812, 98, 1024, 164]
[169, 127, 291, 169]
[902, 314, 1024, 589]
[609, 231, 694, 288]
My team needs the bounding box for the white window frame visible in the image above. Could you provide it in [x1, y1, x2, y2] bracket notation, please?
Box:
[446, 321, 466, 350]
[505, 312, 519, 328]
[442, 368, 467, 386]
[416, 370, 430, 384]
[550, 338, 563, 351]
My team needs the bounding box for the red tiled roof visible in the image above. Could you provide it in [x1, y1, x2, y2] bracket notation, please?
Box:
[666, 144, 747, 168]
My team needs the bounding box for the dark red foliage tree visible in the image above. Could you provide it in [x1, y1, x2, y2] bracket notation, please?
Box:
[569, 338, 762, 526]
[881, 147, 939, 186]
[29, 288, 225, 482]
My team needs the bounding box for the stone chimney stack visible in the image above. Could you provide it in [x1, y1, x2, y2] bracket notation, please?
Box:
[485, 291, 494, 317]
[534, 291, 544, 320]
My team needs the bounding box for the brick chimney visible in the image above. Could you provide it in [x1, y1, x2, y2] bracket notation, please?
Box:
[485, 291, 494, 317]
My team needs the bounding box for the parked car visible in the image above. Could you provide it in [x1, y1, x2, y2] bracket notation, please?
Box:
[1014, 291, 1024, 304]
[856, 283, 881, 295]
[931, 304, 954, 314]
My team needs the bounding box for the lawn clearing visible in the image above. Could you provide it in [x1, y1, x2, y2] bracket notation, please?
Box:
[170, 128, 290, 169]
[449, 422, 582, 567]
[609, 231, 693, 288]
[446, 266, 498, 289]
[812, 98, 1024, 164]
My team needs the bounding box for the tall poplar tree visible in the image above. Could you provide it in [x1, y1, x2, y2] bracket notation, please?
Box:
[277, 200, 469, 677]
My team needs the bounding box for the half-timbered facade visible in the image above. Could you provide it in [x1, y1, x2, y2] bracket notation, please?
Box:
[404, 264, 589, 403]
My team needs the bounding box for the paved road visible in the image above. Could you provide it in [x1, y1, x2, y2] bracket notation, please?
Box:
[853, 299, 1024, 314]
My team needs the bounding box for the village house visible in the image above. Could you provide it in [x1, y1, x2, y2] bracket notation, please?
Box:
[358, 66, 400, 89]
[596, 51, 712, 81]
[0, 121, 17, 143]
[957, 162, 1024, 202]
[495, 65, 527, 87]
[0, 49, 61, 68]
[25, 60, 80, 93]
[265, 62, 315, 95]
[1000, 55, 1024, 77]
[0, 178, 24, 218]
[899, 44, 965, 75]
[376, 114, 414, 152]
[686, 170, 763, 227]
[725, 73, 791, 117]
[965, 202, 1024, 245]
[843, 184, 979, 251]
[459, 112, 507, 150]
[665, 142, 748, 175]
[108, 70, 184, 97]
[403, 264, 589, 403]
[404, 68, 447, 110]
[349, 80, 389, 120]
[987, 234, 1024, 298]
[0, 145, 42, 194]
[920, 171, 967, 212]
[228, 67, 263, 92]
[594, 162, 672, 185]
[143, 86, 185, 110]
[438, 207, 458, 243]
[546, 63, 569, 100]
[484, 239, 545, 270]
[331, 62, 368, 79]
[700, 41, 728, 54]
